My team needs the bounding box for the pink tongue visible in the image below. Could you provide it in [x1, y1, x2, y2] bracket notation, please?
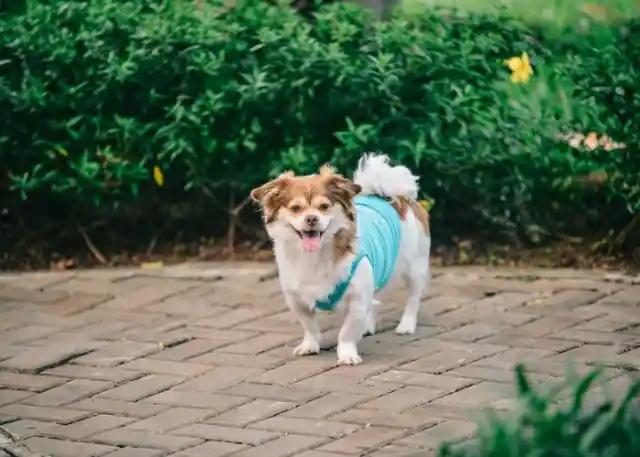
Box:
[301, 234, 321, 252]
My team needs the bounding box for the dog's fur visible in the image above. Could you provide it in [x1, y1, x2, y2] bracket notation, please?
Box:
[250, 154, 431, 365]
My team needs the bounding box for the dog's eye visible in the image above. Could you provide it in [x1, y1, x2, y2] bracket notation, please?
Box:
[318, 203, 330, 211]
[289, 205, 302, 214]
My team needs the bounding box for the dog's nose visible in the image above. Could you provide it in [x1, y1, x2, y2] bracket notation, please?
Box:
[305, 214, 319, 226]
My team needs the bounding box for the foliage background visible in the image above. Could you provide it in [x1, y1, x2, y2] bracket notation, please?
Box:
[0, 0, 638, 269]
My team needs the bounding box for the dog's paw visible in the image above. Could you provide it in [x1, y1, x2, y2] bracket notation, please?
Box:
[337, 343, 362, 366]
[293, 341, 320, 356]
[395, 317, 417, 335]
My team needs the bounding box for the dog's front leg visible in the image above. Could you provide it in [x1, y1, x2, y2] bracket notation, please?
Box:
[337, 260, 374, 366]
[285, 293, 321, 356]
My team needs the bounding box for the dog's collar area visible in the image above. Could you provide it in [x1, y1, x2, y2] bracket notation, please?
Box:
[314, 255, 364, 312]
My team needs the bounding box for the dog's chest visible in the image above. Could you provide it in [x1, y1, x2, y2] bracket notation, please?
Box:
[276, 255, 347, 307]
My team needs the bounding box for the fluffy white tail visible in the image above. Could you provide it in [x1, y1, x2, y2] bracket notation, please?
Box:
[353, 153, 419, 200]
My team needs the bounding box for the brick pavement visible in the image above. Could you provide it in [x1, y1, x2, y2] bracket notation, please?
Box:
[0, 263, 638, 457]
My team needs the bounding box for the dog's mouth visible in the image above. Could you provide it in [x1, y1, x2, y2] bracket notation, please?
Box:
[291, 227, 325, 252]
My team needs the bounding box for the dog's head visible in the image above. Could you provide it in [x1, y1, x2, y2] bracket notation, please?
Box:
[251, 165, 361, 254]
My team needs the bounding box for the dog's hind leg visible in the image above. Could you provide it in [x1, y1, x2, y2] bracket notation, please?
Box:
[395, 244, 430, 335]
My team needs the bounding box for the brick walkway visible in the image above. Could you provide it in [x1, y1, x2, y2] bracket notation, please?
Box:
[0, 263, 638, 457]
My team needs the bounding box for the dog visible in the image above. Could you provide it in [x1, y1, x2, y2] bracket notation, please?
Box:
[250, 154, 431, 365]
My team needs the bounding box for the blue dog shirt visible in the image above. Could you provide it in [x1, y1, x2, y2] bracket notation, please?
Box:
[315, 195, 402, 311]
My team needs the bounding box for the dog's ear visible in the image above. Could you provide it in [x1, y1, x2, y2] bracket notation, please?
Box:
[250, 171, 294, 204]
[320, 165, 361, 206]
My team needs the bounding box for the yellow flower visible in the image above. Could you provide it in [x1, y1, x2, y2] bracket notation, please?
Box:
[505, 52, 533, 84]
[55, 146, 69, 157]
[419, 199, 434, 212]
[153, 166, 164, 187]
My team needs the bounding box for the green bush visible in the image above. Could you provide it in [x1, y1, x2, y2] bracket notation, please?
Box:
[0, 0, 638, 266]
[439, 365, 640, 457]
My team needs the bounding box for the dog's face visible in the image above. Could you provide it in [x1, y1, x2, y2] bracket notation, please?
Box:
[251, 166, 361, 253]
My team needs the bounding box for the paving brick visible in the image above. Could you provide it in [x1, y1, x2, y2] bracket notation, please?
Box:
[220, 382, 322, 403]
[71, 398, 168, 418]
[367, 444, 422, 457]
[480, 334, 579, 353]
[358, 386, 441, 412]
[126, 407, 215, 433]
[158, 328, 257, 344]
[549, 344, 620, 364]
[174, 367, 263, 392]
[216, 333, 295, 355]
[98, 375, 185, 401]
[207, 399, 294, 426]
[166, 441, 248, 457]
[297, 452, 353, 457]
[283, 393, 370, 419]
[398, 420, 477, 449]
[445, 365, 552, 384]
[551, 328, 637, 347]
[0, 344, 23, 363]
[23, 436, 115, 457]
[91, 428, 202, 451]
[73, 342, 162, 367]
[49, 414, 135, 439]
[172, 423, 280, 445]
[2, 264, 636, 456]
[0, 404, 92, 424]
[538, 290, 605, 308]
[596, 286, 639, 305]
[189, 352, 284, 369]
[399, 345, 506, 374]
[195, 308, 276, 329]
[251, 416, 361, 438]
[0, 389, 34, 406]
[24, 379, 112, 407]
[142, 389, 248, 411]
[294, 373, 398, 396]
[228, 435, 328, 457]
[431, 308, 535, 328]
[330, 362, 404, 379]
[0, 342, 93, 373]
[370, 371, 476, 393]
[102, 448, 164, 457]
[252, 360, 334, 385]
[574, 315, 640, 332]
[149, 339, 228, 362]
[45, 365, 145, 384]
[0, 287, 68, 304]
[332, 407, 440, 430]
[317, 426, 407, 454]
[507, 316, 583, 338]
[118, 359, 212, 377]
[2, 419, 59, 438]
[431, 382, 514, 407]
[101, 282, 199, 311]
[0, 372, 69, 392]
[236, 313, 302, 334]
[418, 296, 472, 318]
[0, 325, 63, 345]
[435, 322, 506, 343]
[469, 348, 556, 369]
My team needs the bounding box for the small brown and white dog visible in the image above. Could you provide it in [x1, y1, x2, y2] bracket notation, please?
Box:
[251, 154, 430, 365]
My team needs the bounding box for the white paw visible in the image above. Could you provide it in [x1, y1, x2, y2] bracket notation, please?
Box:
[363, 319, 376, 336]
[337, 344, 362, 366]
[293, 341, 320, 356]
[363, 325, 376, 337]
[395, 317, 417, 335]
